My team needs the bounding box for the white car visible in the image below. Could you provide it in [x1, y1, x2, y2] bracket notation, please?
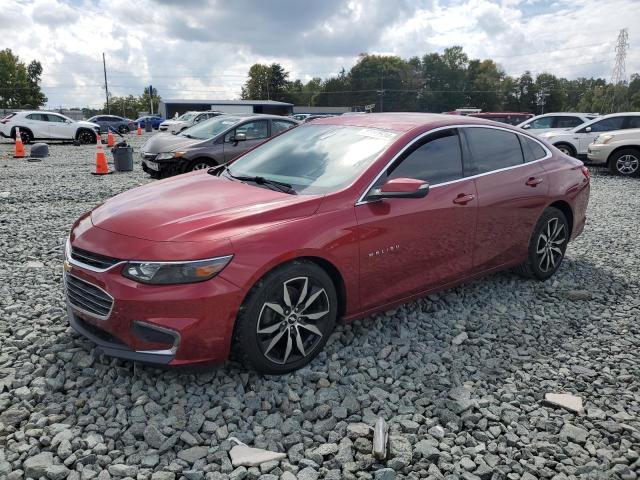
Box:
[159, 111, 223, 134]
[538, 112, 640, 158]
[587, 128, 640, 176]
[517, 112, 598, 136]
[0, 111, 100, 144]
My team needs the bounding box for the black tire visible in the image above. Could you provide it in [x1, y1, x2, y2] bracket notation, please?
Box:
[234, 260, 338, 374]
[76, 129, 96, 145]
[554, 143, 576, 157]
[14, 128, 32, 144]
[515, 207, 569, 281]
[118, 125, 130, 134]
[186, 158, 216, 172]
[608, 148, 640, 177]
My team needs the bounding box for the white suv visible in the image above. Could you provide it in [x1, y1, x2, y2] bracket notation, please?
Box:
[159, 111, 223, 134]
[539, 112, 640, 158]
[517, 112, 598, 136]
[0, 111, 100, 144]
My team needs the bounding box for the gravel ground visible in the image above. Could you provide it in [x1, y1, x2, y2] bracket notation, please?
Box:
[0, 134, 638, 480]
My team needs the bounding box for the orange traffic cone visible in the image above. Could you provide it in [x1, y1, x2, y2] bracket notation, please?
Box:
[107, 129, 115, 147]
[137, 124, 142, 136]
[14, 127, 25, 158]
[92, 135, 111, 175]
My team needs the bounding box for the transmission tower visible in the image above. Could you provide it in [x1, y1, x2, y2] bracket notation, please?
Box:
[602, 28, 629, 113]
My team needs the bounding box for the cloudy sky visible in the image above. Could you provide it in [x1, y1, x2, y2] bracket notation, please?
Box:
[4, 0, 640, 109]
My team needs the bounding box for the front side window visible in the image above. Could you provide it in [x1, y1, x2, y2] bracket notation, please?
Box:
[385, 129, 462, 185]
[47, 115, 66, 123]
[465, 127, 524, 174]
[226, 124, 399, 195]
[583, 117, 624, 133]
[272, 120, 296, 135]
[529, 117, 553, 129]
[232, 120, 269, 141]
[554, 116, 583, 128]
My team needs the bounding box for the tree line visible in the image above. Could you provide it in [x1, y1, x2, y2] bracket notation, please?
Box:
[242, 47, 640, 114]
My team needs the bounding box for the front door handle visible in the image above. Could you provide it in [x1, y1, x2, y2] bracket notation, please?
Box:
[526, 177, 544, 187]
[453, 193, 475, 205]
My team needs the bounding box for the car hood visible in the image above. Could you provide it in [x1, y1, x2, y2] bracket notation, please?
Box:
[90, 172, 323, 242]
[141, 133, 206, 154]
[77, 120, 100, 128]
[539, 130, 574, 139]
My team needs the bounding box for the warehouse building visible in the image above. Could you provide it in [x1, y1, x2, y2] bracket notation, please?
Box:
[158, 99, 293, 118]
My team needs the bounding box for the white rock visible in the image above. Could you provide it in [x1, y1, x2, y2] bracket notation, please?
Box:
[544, 393, 584, 414]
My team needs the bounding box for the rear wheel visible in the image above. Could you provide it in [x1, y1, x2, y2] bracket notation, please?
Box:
[234, 261, 337, 374]
[515, 207, 569, 281]
[77, 129, 96, 145]
[118, 125, 130, 134]
[608, 148, 640, 177]
[14, 128, 32, 144]
[555, 143, 575, 157]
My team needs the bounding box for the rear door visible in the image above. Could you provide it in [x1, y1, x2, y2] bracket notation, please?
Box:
[356, 128, 478, 309]
[462, 126, 550, 272]
[24, 113, 48, 138]
[222, 119, 269, 162]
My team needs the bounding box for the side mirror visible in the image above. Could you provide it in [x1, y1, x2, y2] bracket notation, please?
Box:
[367, 178, 429, 201]
[585, 126, 592, 133]
[233, 132, 247, 143]
[522, 124, 531, 129]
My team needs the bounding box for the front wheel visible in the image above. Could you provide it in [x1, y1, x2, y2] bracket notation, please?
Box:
[118, 125, 130, 134]
[555, 143, 575, 157]
[234, 261, 338, 374]
[608, 148, 640, 177]
[187, 159, 215, 172]
[77, 129, 96, 145]
[515, 207, 569, 281]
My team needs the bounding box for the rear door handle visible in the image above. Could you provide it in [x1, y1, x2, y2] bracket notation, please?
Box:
[453, 193, 475, 205]
[526, 177, 544, 187]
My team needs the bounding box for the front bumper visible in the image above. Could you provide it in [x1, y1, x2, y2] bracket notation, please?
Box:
[586, 144, 609, 164]
[64, 256, 243, 366]
[141, 158, 184, 176]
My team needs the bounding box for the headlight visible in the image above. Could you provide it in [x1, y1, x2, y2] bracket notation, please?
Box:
[156, 152, 184, 160]
[596, 134, 614, 144]
[121, 255, 232, 284]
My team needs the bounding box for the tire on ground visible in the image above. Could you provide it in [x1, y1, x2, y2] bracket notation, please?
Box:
[515, 207, 569, 281]
[608, 148, 640, 177]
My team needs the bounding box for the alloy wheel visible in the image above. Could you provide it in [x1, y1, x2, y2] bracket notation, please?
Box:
[557, 145, 572, 156]
[192, 162, 210, 171]
[79, 131, 95, 144]
[615, 154, 639, 175]
[256, 276, 330, 365]
[536, 217, 566, 272]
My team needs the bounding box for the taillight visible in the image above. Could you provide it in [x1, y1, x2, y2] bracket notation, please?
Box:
[581, 166, 590, 182]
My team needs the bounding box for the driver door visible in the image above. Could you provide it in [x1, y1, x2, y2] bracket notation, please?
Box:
[46, 114, 72, 139]
[355, 128, 478, 310]
[222, 120, 269, 162]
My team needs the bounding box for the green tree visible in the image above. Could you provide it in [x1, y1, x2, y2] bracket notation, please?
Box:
[103, 88, 161, 118]
[0, 49, 47, 108]
[241, 63, 290, 101]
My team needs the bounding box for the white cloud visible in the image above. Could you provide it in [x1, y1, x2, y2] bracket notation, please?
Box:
[2, 0, 638, 108]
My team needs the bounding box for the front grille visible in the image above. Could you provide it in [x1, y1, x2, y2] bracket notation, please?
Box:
[141, 152, 157, 161]
[71, 246, 120, 270]
[66, 274, 114, 319]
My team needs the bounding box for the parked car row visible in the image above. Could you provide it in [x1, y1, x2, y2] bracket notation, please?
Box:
[64, 112, 590, 373]
[159, 111, 223, 133]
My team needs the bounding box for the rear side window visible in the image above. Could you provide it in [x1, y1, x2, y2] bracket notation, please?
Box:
[529, 117, 553, 129]
[27, 113, 47, 121]
[520, 136, 547, 162]
[464, 127, 524, 174]
[272, 120, 296, 135]
[387, 129, 463, 185]
[554, 116, 584, 128]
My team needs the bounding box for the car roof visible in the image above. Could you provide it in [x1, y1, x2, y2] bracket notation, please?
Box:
[528, 112, 597, 118]
[309, 112, 502, 132]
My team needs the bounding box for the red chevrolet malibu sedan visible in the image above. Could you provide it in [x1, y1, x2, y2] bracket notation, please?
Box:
[64, 113, 590, 374]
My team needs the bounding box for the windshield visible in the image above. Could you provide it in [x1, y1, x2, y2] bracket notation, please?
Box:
[178, 112, 196, 121]
[226, 124, 399, 195]
[179, 116, 242, 140]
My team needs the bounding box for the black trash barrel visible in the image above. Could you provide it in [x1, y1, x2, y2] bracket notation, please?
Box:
[111, 143, 134, 171]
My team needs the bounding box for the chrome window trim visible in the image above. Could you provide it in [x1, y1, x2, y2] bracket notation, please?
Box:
[355, 124, 552, 206]
[64, 272, 114, 321]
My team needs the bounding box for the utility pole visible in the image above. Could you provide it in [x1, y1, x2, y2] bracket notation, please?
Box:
[103, 52, 110, 113]
[377, 66, 385, 112]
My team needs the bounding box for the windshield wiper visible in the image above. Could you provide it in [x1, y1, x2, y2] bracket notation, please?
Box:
[225, 168, 296, 194]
